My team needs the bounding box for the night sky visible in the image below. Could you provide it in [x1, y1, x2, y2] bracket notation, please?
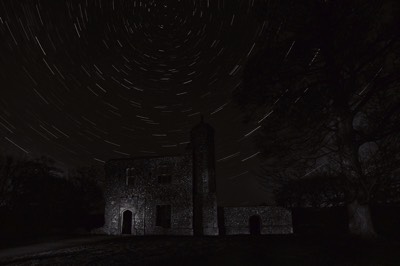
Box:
[0, 0, 271, 205]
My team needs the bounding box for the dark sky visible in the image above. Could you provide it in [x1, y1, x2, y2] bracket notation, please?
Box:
[0, 0, 271, 206]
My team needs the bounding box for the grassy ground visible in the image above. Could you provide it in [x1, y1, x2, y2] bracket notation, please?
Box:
[1, 235, 400, 266]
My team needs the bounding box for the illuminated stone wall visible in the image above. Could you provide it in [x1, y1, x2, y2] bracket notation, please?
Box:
[103, 154, 193, 235]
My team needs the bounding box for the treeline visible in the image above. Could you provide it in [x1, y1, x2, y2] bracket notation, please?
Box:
[0, 155, 104, 240]
[275, 172, 400, 209]
[275, 173, 400, 238]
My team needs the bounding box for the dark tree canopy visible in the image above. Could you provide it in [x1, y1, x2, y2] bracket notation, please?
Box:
[234, 0, 400, 237]
[275, 172, 346, 208]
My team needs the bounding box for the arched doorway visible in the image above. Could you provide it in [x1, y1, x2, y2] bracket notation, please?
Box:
[249, 215, 262, 235]
[122, 210, 133, 234]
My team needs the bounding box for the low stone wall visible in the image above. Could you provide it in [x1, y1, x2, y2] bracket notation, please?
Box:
[221, 206, 293, 235]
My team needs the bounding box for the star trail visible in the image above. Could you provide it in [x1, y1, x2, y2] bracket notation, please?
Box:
[0, 0, 271, 204]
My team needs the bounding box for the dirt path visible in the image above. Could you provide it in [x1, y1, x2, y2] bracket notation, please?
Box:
[1, 235, 400, 266]
[0, 235, 115, 262]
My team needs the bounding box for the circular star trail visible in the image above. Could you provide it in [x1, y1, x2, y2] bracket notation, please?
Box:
[0, 0, 271, 205]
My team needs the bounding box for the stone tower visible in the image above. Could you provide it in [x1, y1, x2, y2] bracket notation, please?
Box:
[190, 116, 219, 235]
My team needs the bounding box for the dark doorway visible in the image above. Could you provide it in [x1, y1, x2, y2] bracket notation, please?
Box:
[249, 215, 262, 235]
[122, 210, 133, 234]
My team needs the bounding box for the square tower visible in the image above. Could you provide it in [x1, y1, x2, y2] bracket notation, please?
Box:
[190, 117, 219, 235]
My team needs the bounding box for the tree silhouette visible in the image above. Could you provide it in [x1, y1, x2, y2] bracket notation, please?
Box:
[275, 172, 346, 208]
[68, 165, 105, 230]
[234, 0, 400, 237]
[0, 155, 104, 239]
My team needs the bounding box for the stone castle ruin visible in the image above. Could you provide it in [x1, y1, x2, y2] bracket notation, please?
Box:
[102, 118, 292, 235]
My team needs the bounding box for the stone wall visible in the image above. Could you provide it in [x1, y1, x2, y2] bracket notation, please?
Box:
[100, 119, 294, 237]
[221, 206, 293, 235]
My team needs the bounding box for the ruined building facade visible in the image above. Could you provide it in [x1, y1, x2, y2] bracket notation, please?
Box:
[102, 119, 293, 235]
